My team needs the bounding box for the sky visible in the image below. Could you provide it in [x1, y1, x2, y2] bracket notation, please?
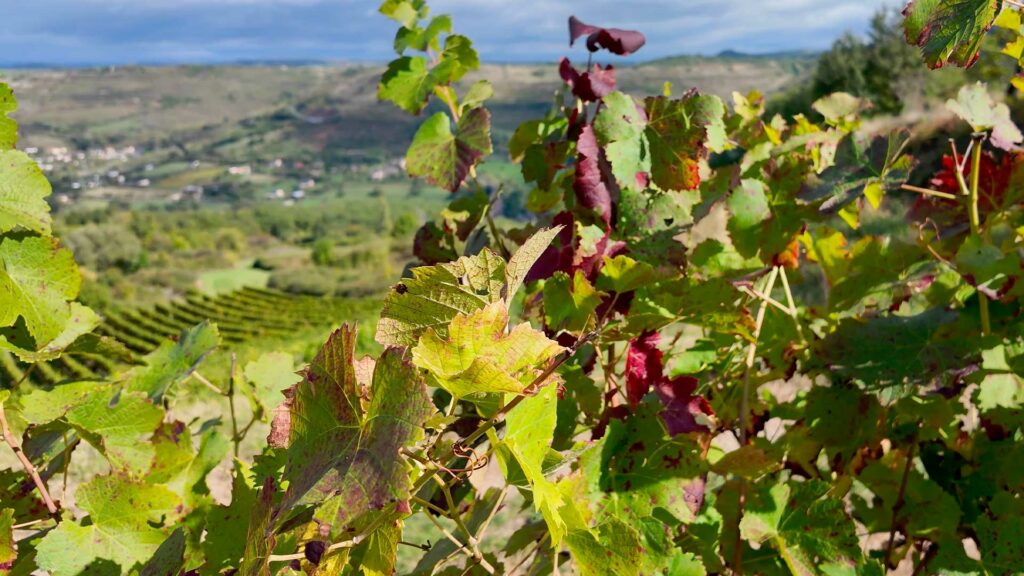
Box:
[0, 0, 897, 66]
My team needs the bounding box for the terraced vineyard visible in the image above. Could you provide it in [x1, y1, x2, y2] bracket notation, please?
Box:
[0, 287, 378, 387]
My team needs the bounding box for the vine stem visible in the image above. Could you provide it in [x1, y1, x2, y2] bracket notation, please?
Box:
[900, 184, 958, 201]
[421, 502, 496, 574]
[884, 444, 916, 569]
[734, 266, 780, 576]
[0, 400, 58, 515]
[228, 354, 241, 458]
[967, 135, 991, 336]
[739, 266, 779, 446]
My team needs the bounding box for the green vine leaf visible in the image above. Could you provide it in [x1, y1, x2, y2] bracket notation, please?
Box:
[67, 390, 165, 476]
[0, 150, 52, 235]
[0, 302, 99, 362]
[804, 130, 912, 221]
[377, 249, 505, 346]
[378, 0, 426, 29]
[903, 0, 1003, 69]
[243, 351, 300, 418]
[504, 225, 563, 304]
[644, 93, 726, 191]
[594, 91, 650, 190]
[124, 321, 221, 400]
[500, 385, 566, 544]
[0, 235, 80, 346]
[406, 108, 493, 192]
[36, 475, 184, 576]
[543, 270, 605, 333]
[739, 480, 861, 574]
[378, 56, 436, 115]
[412, 302, 564, 397]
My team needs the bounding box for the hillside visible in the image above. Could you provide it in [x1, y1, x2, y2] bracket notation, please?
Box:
[3, 55, 814, 156]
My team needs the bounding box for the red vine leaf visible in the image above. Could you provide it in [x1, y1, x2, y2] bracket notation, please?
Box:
[559, 58, 617, 102]
[574, 125, 615, 223]
[568, 16, 646, 55]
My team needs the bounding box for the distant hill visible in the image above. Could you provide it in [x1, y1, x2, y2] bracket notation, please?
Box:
[3, 55, 815, 162]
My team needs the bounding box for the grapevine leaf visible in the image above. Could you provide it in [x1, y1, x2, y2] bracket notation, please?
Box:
[273, 329, 434, 530]
[18, 381, 108, 425]
[239, 477, 275, 576]
[594, 91, 650, 190]
[412, 302, 564, 397]
[317, 347, 433, 526]
[543, 270, 604, 333]
[66, 390, 164, 475]
[956, 234, 1020, 287]
[274, 326, 362, 511]
[203, 465, 257, 573]
[975, 493, 1024, 571]
[378, 56, 435, 115]
[903, 0, 1003, 69]
[574, 125, 615, 223]
[812, 92, 867, 124]
[804, 131, 913, 217]
[625, 331, 663, 408]
[0, 509, 13, 575]
[504, 225, 564, 304]
[854, 452, 962, 540]
[560, 59, 617, 102]
[946, 82, 1023, 150]
[567, 16, 647, 56]
[431, 34, 480, 85]
[406, 108, 492, 192]
[739, 480, 862, 572]
[0, 83, 16, 150]
[65, 332, 137, 364]
[125, 321, 220, 400]
[0, 302, 99, 362]
[501, 385, 566, 545]
[244, 351, 300, 417]
[0, 150, 51, 236]
[600, 403, 708, 524]
[413, 220, 456, 265]
[354, 522, 401, 576]
[814, 309, 979, 386]
[727, 179, 771, 258]
[377, 249, 505, 346]
[394, 14, 451, 53]
[0, 235, 80, 346]
[564, 517, 644, 576]
[378, 0, 425, 29]
[596, 255, 660, 294]
[644, 94, 726, 191]
[460, 80, 494, 113]
[36, 475, 183, 576]
[138, 528, 186, 576]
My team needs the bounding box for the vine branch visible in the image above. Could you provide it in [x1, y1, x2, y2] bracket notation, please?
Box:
[0, 400, 58, 515]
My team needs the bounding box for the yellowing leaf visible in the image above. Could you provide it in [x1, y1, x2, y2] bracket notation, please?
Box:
[412, 302, 564, 398]
[377, 249, 505, 347]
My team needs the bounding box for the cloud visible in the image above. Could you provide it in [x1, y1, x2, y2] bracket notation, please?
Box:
[0, 0, 896, 66]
